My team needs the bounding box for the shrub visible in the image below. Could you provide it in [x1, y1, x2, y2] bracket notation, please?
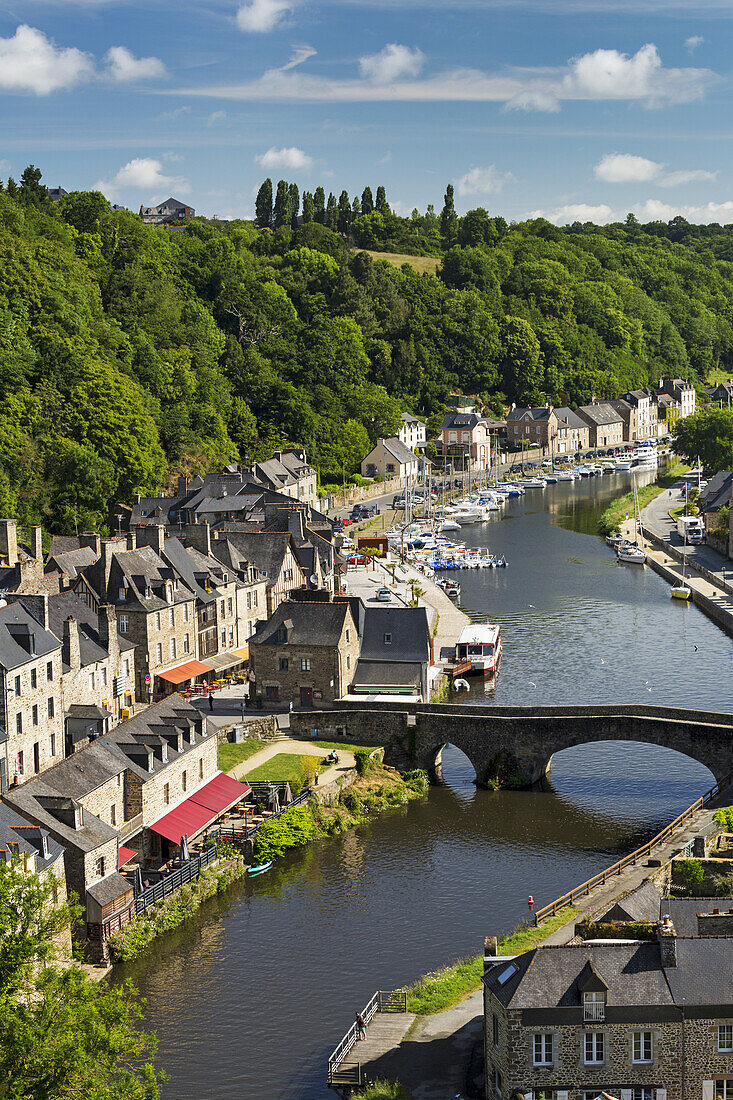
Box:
[677, 858, 704, 894]
[402, 769, 429, 795]
[355, 749, 375, 776]
[253, 805, 314, 862]
[351, 1082, 409, 1100]
[715, 807, 733, 831]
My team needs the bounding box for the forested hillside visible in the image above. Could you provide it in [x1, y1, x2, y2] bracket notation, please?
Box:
[2, 167, 733, 533]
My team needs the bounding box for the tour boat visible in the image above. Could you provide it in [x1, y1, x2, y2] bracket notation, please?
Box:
[455, 623, 502, 675]
[443, 580, 461, 598]
[616, 459, 634, 471]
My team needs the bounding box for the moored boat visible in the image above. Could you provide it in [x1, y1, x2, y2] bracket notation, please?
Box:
[455, 623, 502, 674]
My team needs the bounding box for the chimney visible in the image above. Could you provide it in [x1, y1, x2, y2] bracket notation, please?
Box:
[80, 532, 101, 556]
[484, 936, 498, 957]
[126, 530, 137, 551]
[184, 521, 211, 557]
[62, 617, 81, 671]
[0, 519, 18, 568]
[97, 604, 119, 663]
[100, 540, 115, 600]
[658, 917, 677, 968]
[31, 526, 43, 563]
[178, 476, 189, 496]
[136, 524, 165, 556]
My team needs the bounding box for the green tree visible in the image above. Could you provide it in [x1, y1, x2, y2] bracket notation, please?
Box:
[361, 186, 374, 215]
[18, 164, 49, 208]
[375, 186, 389, 216]
[273, 180, 291, 229]
[673, 407, 733, 472]
[255, 178, 273, 228]
[313, 186, 326, 224]
[325, 192, 338, 231]
[337, 190, 351, 236]
[288, 182, 300, 230]
[440, 184, 458, 249]
[301, 191, 315, 223]
[500, 316, 544, 405]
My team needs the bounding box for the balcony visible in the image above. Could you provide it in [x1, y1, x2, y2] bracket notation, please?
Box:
[583, 1001, 606, 1022]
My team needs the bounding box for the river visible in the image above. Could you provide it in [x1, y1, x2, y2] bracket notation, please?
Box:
[123, 471, 733, 1100]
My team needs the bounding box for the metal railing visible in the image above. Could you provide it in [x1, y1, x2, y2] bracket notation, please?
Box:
[583, 1001, 606, 1022]
[533, 772, 728, 925]
[207, 787, 312, 847]
[134, 845, 218, 915]
[327, 989, 408, 1085]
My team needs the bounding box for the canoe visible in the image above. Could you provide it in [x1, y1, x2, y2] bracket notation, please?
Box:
[247, 861, 273, 876]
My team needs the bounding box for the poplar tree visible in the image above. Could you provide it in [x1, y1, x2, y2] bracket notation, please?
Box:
[273, 179, 291, 228]
[361, 186, 374, 215]
[337, 190, 351, 235]
[288, 182, 300, 229]
[440, 183, 458, 248]
[352, 195, 361, 224]
[375, 185, 389, 215]
[314, 186, 326, 224]
[302, 191, 315, 223]
[254, 178, 273, 228]
[325, 192, 338, 230]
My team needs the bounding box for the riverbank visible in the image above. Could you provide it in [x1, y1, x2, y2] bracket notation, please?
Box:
[597, 458, 689, 535]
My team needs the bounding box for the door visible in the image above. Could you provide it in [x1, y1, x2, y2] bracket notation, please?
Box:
[300, 686, 313, 707]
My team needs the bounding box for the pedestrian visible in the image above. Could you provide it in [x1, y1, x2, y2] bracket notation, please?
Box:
[355, 1012, 366, 1040]
[209, 693, 214, 712]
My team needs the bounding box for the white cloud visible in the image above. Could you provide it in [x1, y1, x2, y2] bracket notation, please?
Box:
[531, 203, 615, 224]
[236, 0, 291, 32]
[633, 198, 733, 223]
[96, 157, 189, 201]
[594, 152, 663, 183]
[255, 145, 313, 170]
[378, 152, 392, 164]
[686, 35, 704, 52]
[159, 106, 190, 121]
[207, 110, 227, 125]
[281, 45, 316, 70]
[172, 41, 715, 109]
[454, 165, 512, 197]
[659, 168, 717, 186]
[105, 45, 166, 82]
[0, 24, 93, 94]
[359, 44, 425, 83]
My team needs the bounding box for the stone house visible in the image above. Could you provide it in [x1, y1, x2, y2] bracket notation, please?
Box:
[0, 801, 70, 955]
[506, 407, 560, 451]
[350, 606, 433, 700]
[610, 400, 640, 443]
[78, 534, 201, 702]
[0, 601, 65, 791]
[554, 409, 590, 454]
[247, 449, 318, 507]
[139, 197, 194, 224]
[576, 404, 625, 448]
[659, 378, 696, 421]
[399, 412, 427, 452]
[620, 391, 657, 441]
[210, 531, 307, 616]
[0, 519, 54, 595]
[440, 412, 494, 471]
[483, 921, 733, 1100]
[361, 437, 420, 483]
[249, 599, 360, 707]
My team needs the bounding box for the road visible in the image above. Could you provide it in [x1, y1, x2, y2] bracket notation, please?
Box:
[642, 484, 733, 588]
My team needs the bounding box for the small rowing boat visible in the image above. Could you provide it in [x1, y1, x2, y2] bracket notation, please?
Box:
[247, 861, 273, 876]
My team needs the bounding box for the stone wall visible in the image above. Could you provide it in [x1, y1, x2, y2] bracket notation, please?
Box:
[252, 626, 360, 707]
[2, 648, 65, 782]
[216, 715, 279, 746]
[79, 771, 125, 832]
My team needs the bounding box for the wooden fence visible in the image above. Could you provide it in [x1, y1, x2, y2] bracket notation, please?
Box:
[533, 773, 726, 925]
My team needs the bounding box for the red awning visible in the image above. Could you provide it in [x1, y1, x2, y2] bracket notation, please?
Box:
[118, 845, 137, 869]
[149, 773, 250, 844]
[157, 659, 210, 685]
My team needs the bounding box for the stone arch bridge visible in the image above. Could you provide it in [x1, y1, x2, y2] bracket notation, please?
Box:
[289, 702, 733, 787]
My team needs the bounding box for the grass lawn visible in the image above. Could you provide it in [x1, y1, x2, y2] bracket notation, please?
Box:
[597, 459, 690, 535]
[402, 908, 580, 1016]
[306, 738, 383, 755]
[218, 739, 265, 773]
[355, 249, 441, 275]
[245, 752, 318, 786]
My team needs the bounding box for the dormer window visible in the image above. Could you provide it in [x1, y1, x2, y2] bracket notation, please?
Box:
[583, 991, 605, 1021]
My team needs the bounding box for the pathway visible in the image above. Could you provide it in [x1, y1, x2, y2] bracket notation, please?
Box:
[225, 737, 356, 788]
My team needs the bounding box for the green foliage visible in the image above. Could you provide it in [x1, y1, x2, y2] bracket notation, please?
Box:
[218, 738, 266, 773]
[578, 920, 656, 940]
[354, 749, 375, 775]
[402, 769, 429, 795]
[714, 806, 733, 831]
[674, 408, 733, 473]
[0, 858, 164, 1097]
[351, 1081, 410, 1100]
[253, 805, 315, 861]
[597, 460, 690, 535]
[677, 858, 705, 892]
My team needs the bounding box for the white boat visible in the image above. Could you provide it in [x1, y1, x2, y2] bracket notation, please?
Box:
[617, 544, 646, 564]
[438, 520, 461, 533]
[451, 507, 483, 524]
[616, 459, 634, 471]
[554, 471, 576, 482]
[455, 623, 502, 675]
[519, 477, 547, 488]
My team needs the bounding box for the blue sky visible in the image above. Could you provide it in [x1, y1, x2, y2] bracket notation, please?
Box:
[0, 0, 732, 223]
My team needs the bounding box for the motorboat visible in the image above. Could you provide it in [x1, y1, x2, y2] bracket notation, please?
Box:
[438, 520, 461, 533]
[451, 506, 483, 524]
[443, 580, 461, 598]
[455, 623, 502, 675]
[453, 677, 470, 691]
[616, 459, 634, 471]
[519, 477, 547, 488]
[554, 471, 576, 482]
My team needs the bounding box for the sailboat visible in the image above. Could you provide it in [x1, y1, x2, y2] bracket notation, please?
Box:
[616, 475, 646, 564]
[671, 504, 693, 600]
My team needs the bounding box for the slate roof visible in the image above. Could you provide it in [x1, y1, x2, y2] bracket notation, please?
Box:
[46, 546, 98, 581]
[0, 602, 60, 671]
[84, 543, 194, 612]
[663, 897, 733, 938]
[577, 403, 624, 427]
[161, 537, 231, 607]
[48, 536, 82, 557]
[554, 407, 589, 431]
[366, 437, 417, 466]
[699, 470, 733, 514]
[250, 600, 351, 648]
[506, 407, 554, 421]
[47, 591, 134, 669]
[87, 872, 133, 906]
[352, 660, 422, 689]
[485, 942, 673, 1010]
[667, 937, 733, 1005]
[211, 532, 298, 588]
[0, 801, 64, 872]
[598, 879, 661, 923]
[359, 607, 431, 663]
[401, 412, 423, 425]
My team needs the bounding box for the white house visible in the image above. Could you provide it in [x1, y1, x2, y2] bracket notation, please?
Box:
[361, 438, 420, 484]
[398, 413, 427, 453]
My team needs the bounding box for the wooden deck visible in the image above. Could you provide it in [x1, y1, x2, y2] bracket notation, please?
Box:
[331, 1013, 416, 1087]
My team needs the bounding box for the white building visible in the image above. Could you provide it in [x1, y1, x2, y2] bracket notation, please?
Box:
[361, 438, 420, 484]
[398, 413, 426, 453]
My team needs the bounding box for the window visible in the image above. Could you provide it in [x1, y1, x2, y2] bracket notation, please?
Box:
[633, 1032, 652, 1063]
[15, 713, 22, 736]
[279, 658, 289, 672]
[199, 757, 204, 779]
[535, 1092, 554, 1100]
[228, 625, 234, 644]
[182, 770, 187, 792]
[583, 991, 606, 1021]
[124, 658, 131, 677]
[493, 1066, 503, 1097]
[533, 1033, 553, 1066]
[155, 612, 161, 631]
[265, 685, 279, 702]
[246, 592, 252, 610]
[183, 633, 190, 654]
[221, 629, 226, 646]
[49, 733, 55, 757]
[715, 1083, 733, 1100]
[101, 668, 107, 687]
[30, 668, 36, 689]
[632, 1090, 653, 1100]
[47, 697, 54, 719]
[301, 658, 311, 672]
[46, 661, 53, 681]
[169, 608, 175, 627]
[183, 604, 189, 623]
[345, 628, 350, 643]
[449, 431, 457, 442]
[170, 638, 176, 659]
[228, 598, 233, 615]
[284, 569, 293, 582]
[96, 857, 105, 878]
[492, 1013, 499, 1048]
[346, 655, 351, 669]
[164, 783, 170, 805]
[119, 615, 129, 634]
[720, 1028, 733, 1053]
[89, 672, 95, 691]
[32, 705, 38, 727]
[156, 643, 162, 664]
[110, 804, 116, 826]
[384, 633, 392, 645]
[17, 751, 24, 776]
[252, 592, 257, 608]
[584, 1032, 604, 1064]
[14, 675, 20, 697]
[221, 600, 226, 616]
[33, 742, 39, 774]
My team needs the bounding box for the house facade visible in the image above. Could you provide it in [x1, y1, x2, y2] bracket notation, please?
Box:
[398, 413, 427, 452]
[139, 197, 195, 225]
[506, 407, 560, 452]
[621, 391, 658, 441]
[554, 409, 590, 454]
[659, 378, 696, 421]
[576, 404, 625, 448]
[361, 437, 420, 483]
[440, 413, 494, 471]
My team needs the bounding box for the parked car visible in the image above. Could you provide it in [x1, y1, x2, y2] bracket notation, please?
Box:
[346, 553, 367, 565]
[375, 587, 392, 602]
